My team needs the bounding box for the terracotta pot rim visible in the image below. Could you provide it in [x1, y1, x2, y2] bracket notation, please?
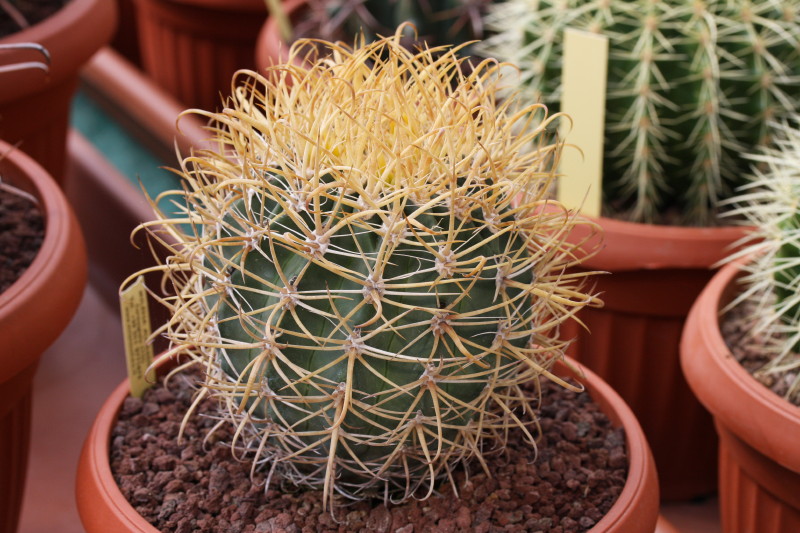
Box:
[77, 354, 657, 532]
[681, 256, 800, 473]
[0, 146, 70, 305]
[0, 141, 86, 381]
[593, 215, 747, 241]
[571, 215, 749, 272]
[0, 0, 117, 102]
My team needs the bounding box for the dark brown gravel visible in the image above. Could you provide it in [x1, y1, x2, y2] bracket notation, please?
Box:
[0, 184, 44, 294]
[0, 0, 70, 36]
[722, 300, 800, 405]
[111, 368, 628, 533]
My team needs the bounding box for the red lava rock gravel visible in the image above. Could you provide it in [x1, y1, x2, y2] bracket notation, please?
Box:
[0, 185, 44, 294]
[722, 301, 800, 405]
[111, 367, 628, 533]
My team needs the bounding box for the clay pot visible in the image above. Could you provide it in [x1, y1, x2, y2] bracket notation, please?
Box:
[111, 0, 142, 66]
[0, 141, 87, 533]
[132, 0, 268, 111]
[76, 355, 659, 532]
[254, 0, 307, 73]
[681, 257, 800, 533]
[0, 0, 117, 185]
[561, 216, 748, 501]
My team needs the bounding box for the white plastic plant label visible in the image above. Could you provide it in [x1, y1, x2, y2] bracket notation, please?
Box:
[558, 28, 609, 218]
[119, 275, 155, 398]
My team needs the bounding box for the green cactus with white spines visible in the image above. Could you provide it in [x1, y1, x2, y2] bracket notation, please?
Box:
[724, 120, 800, 403]
[478, 0, 800, 225]
[132, 33, 601, 507]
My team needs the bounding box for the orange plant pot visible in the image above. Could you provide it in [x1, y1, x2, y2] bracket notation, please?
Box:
[681, 258, 800, 532]
[133, 0, 267, 111]
[76, 355, 659, 533]
[561, 216, 748, 501]
[0, 0, 117, 185]
[0, 141, 87, 533]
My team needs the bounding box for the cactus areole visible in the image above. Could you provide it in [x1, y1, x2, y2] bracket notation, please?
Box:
[480, 0, 800, 226]
[132, 31, 601, 507]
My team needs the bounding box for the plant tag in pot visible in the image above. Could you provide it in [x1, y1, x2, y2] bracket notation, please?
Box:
[558, 28, 608, 218]
[120, 275, 155, 398]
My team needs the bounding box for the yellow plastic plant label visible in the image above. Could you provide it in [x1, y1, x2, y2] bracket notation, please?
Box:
[120, 276, 155, 398]
[558, 28, 609, 218]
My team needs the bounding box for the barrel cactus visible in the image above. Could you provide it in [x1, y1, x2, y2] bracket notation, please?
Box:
[724, 119, 800, 402]
[478, 0, 800, 225]
[134, 32, 601, 507]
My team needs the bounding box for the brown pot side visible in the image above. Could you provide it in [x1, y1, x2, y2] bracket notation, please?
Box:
[112, 0, 142, 66]
[562, 217, 748, 501]
[76, 356, 659, 533]
[0, 0, 117, 183]
[0, 368, 33, 533]
[133, 0, 267, 111]
[0, 142, 87, 533]
[717, 423, 800, 533]
[0, 80, 74, 183]
[681, 257, 800, 531]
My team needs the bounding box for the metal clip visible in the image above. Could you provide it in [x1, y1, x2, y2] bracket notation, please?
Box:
[0, 42, 50, 75]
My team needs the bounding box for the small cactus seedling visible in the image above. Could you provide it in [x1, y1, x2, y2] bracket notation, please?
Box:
[129, 31, 601, 507]
[478, 0, 800, 225]
[723, 119, 800, 404]
[290, 0, 490, 53]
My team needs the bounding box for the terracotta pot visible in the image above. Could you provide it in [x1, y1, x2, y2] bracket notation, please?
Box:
[255, 0, 307, 73]
[111, 0, 142, 66]
[133, 0, 267, 111]
[0, 0, 117, 185]
[0, 141, 87, 533]
[76, 355, 659, 532]
[681, 257, 800, 532]
[561, 216, 748, 501]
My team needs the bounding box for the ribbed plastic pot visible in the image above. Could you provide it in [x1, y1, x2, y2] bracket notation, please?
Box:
[0, 0, 117, 185]
[561, 216, 748, 501]
[681, 257, 800, 533]
[132, 0, 267, 111]
[0, 141, 87, 533]
[111, 0, 142, 66]
[76, 355, 659, 533]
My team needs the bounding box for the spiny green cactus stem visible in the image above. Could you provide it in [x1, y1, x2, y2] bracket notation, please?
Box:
[478, 0, 800, 226]
[723, 119, 800, 403]
[293, 0, 490, 52]
[129, 31, 602, 507]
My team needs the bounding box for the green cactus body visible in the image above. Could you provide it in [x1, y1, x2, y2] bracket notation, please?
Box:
[775, 218, 800, 326]
[212, 184, 531, 484]
[141, 34, 600, 505]
[479, 0, 800, 225]
[724, 119, 800, 401]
